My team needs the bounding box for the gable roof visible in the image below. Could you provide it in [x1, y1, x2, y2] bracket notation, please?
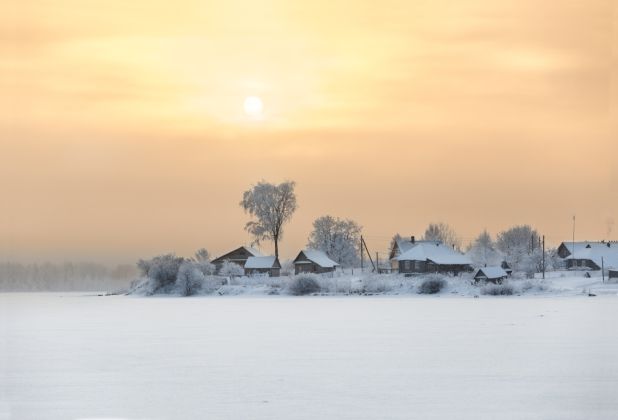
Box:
[390, 238, 440, 259]
[473, 267, 508, 279]
[212, 246, 262, 263]
[294, 249, 339, 268]
[563, 244, 618, 269]
[244, 256, 280, 269]
[396, 242, 472, 265]
[559, 241, 615, 256]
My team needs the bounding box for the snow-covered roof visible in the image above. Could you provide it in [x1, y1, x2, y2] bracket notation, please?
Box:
[473, 267, 508, 279]
[392, 239, 440, 258]
[395, 239, 415, 255]
[396, 242, 472, 265]
[297, 249, 339, 268]
[245, 256, 278, 269]
[559, 241, 614, 256]
[563, 244, 618, 269]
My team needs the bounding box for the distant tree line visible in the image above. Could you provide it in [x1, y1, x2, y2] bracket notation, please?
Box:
[0, 261, 136, 292]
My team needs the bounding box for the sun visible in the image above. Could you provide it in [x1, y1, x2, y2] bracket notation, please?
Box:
[243, 96, 264, 118]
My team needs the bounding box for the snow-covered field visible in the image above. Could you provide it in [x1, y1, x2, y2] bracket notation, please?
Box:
[2, 290, 618, 420]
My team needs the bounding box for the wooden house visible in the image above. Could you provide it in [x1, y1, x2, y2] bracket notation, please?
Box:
[293, 249, 339, 274]
[473, 267, 508, 284]
[609, 269, 618, 281]
[211, 246, 262, 269]
[560, 241, 618, 270]
[389, 236, 440, 270]
[244, 256, 281, 277]
[396, 242, 472, 275]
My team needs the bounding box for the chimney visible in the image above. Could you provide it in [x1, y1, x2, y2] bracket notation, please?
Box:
[411, 236, 415, 244]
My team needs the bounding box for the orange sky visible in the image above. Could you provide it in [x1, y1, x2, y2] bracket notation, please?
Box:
[2, 0, 617, 263]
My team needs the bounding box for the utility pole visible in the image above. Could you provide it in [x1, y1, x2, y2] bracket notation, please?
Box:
[376, 252, 379, 274]
[360, 236, 376, 272]
[360, 236, 364, 272]
[602, 257, 605, 283]
[542, 235, 545, 280]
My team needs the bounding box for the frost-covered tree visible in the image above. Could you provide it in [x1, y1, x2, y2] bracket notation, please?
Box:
[423, 222, 461, 250]
[240, 180, 297, 258]
[496, 225, 540, 272]
[194, 248, 210, 262]
[176, 262, 205, 296]
[389, 233, 403, 257]
[218, 260, 244, 277]
[467, 230, 503, 267]
[137, 254, 185, 292]
[307, 216, 362, 267]
[195, 260, 216, 275]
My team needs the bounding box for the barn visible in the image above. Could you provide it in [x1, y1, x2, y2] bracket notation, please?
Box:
[473, 267, 508, 284]
[396, 242, 472, 275]
[293, 249, 339, 274]
[244, 256, 281, 277]
[211, 246, 262, 269]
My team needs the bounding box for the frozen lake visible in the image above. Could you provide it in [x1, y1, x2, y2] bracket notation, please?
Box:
[2, 293, 618, 420]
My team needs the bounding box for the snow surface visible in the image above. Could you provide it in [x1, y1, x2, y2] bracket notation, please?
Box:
[2, 290, 618, 420]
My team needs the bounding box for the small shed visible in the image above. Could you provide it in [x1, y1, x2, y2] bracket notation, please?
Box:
[473, 267, 508, 284]
[293, 249, 339, 274]
[244, 256, 281, 277]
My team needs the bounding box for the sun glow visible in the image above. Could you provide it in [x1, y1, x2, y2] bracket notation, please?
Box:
[243, 96, 264, 118]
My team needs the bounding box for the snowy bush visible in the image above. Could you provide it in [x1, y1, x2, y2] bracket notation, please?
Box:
[418, 275, 446, 294]
[196, 261, 217, 275]
[288, 274, 321, 295]
[280, 259, 294, 276]
[137, 254, 185, 293]
[361, 275, 400, 294]
[481, 283, 514, 296]
[519, 279, 551, 293]
[176, 262, 205, 296]
[218, 260, 244, 277]
[316, 275, 354, 294]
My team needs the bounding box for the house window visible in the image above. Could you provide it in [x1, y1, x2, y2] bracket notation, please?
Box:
[404, 261, 411, 270]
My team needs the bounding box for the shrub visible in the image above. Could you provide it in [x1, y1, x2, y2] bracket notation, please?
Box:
[418, 275, 446, 294]
[218, 260, 244, 277]
[176, 262, 205, 296]
[481, 283, 514, 296]
[361, 275, 399, 294]
[137, 254, 185, 293]
[288, 274, 321, 296]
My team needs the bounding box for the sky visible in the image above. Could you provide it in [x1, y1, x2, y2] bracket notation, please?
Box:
[2, 0, 617, 263]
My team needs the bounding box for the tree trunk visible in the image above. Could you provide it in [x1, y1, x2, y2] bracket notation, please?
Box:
[274, 237, 279, 259]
